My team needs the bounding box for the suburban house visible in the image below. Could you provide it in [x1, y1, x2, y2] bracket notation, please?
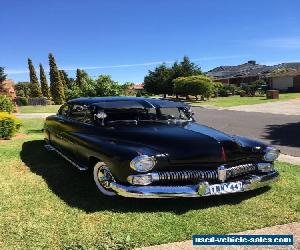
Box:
[128, 83, 144, 94]
[207, 61, 300, 91]
[269, 71, 300, 92]
[0, 79, 16, 99]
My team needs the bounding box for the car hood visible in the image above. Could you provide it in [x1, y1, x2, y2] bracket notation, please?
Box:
[106, 121, 265, 164]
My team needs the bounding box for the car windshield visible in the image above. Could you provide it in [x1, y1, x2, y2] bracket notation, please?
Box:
[94, 107, 192, 125]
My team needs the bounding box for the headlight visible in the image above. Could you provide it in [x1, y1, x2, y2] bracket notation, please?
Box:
[127, 174, 153, 185]
[130, 155, 156, 172]
[263, 147, 280, 162]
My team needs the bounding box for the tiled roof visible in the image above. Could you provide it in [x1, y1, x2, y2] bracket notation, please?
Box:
[207, 61, 300, 79]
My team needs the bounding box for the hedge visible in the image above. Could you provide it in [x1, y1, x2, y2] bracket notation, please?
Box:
[28, 97, 51, 106]
[15, 96, 29, 106]
[0, 112, 21, 139]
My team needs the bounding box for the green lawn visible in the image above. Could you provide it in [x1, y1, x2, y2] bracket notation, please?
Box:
[186, 93, 300, 107]
[19, 105, 61, 113]
[0, 118, 299, 249]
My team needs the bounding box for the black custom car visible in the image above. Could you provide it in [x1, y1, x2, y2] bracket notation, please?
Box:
[43, 97, 279, 198]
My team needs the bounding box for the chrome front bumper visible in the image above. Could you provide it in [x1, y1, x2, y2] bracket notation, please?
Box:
[109, 171, 279, 198]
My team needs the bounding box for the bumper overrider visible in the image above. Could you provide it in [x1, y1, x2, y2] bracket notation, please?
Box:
[106, 163, 279, 198]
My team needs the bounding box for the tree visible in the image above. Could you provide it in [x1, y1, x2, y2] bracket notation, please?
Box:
[28, 58, 42, 97]
[173, 75, 214, 100]
[143, 56, 203, 97]
[0, 67, 7, 92]
[75, 69, 89, 88]
[120, 82, 135, 96]
[172, 56, 202, 78]
[59, 70, 72, 88]
[94, 75, 120, 96]
[170, 56, 203, 98]
[39, 64, 51, 99]
[144, 64, 172, 98]
[0, 67, 7, 83]
[59, 70, 67, 89]
[65, 69, 96, 100]
[15, 82, 31, 97]
[49, 53, 65, 104]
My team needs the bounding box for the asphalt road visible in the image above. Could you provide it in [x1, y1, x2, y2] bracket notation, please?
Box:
[193, 107, 300, 157]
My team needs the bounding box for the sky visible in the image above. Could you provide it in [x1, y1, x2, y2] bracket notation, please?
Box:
[1, 0, 300, 83]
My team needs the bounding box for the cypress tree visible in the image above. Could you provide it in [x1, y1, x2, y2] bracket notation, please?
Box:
[75, 69, 85, 87]
[59, 70, 67, 89]
[0, 67, 7, 84]
[59, 70, 72, 88]
[28, 58, 42, 97]
[39, 64, 51, 99]
[0, 67, 7, 92]
[49, 53, 65, 104]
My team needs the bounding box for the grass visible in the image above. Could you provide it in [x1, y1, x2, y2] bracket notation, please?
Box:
[185, 93, 300, 107]
[0, 118, 299, 249]
[19, 105, 61, 113]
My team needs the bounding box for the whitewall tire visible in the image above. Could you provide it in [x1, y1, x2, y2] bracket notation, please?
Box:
[93, 162, 116, 196]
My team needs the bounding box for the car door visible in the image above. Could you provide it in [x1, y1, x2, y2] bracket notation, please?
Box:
[63, 104, 94, 165]
[49, 104, 70, 151]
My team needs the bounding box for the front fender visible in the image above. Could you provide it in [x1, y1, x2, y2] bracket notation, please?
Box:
[77, 133, 167, 183]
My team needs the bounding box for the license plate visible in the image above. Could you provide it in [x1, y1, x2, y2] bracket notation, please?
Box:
[206, 182, 243, 195]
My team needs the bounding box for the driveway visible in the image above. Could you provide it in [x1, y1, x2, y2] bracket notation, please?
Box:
[16, 113, 55, 119]
[193, 107, 300, 157]
[224, 98, 300, 115]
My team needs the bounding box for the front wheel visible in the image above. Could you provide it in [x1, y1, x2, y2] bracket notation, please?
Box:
[93, 162, 116, 196]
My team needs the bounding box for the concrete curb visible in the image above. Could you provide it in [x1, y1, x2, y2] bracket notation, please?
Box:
[278, 154, 300, 165]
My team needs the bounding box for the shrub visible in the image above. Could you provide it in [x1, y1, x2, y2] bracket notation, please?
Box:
[173, 75, 214, 100]
[212, 82, 223, 97]
[0, 95, 14, 113]
[218, 84, 239, 97]
[0, 112, 21, 139]
[218, 87, 230, 97]
[15, 96, 28, 106]
[239, 90, 247, 97]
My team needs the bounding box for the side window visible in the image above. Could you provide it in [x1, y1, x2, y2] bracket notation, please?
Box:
[69, 104, 92, 124]
[58, 104, 69, 117]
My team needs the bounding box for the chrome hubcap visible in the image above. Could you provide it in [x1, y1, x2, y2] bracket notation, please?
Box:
[97, 167, 112, 188]
[94, 164, 116, 196]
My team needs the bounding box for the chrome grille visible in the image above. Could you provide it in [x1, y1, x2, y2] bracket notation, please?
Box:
[225, 163, 256, 179]
[158, 169, 218, 182]
[155, 163, 257, 183]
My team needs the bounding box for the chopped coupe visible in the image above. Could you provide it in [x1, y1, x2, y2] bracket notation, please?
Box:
[43, 97, 279, 198]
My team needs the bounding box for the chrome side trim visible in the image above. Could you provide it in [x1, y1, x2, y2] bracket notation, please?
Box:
[44, 143, 88, 171]
[108, 171, 279, 198]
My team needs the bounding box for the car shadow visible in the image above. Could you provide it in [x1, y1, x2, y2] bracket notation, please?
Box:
[21, 140, 270, 214]
[264, 122, 300, 148]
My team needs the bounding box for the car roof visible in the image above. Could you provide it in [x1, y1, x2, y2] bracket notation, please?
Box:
[67, 97, 189, 109]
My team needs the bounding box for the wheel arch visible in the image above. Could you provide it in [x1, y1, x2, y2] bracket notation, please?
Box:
[88, 156, 103, 169]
